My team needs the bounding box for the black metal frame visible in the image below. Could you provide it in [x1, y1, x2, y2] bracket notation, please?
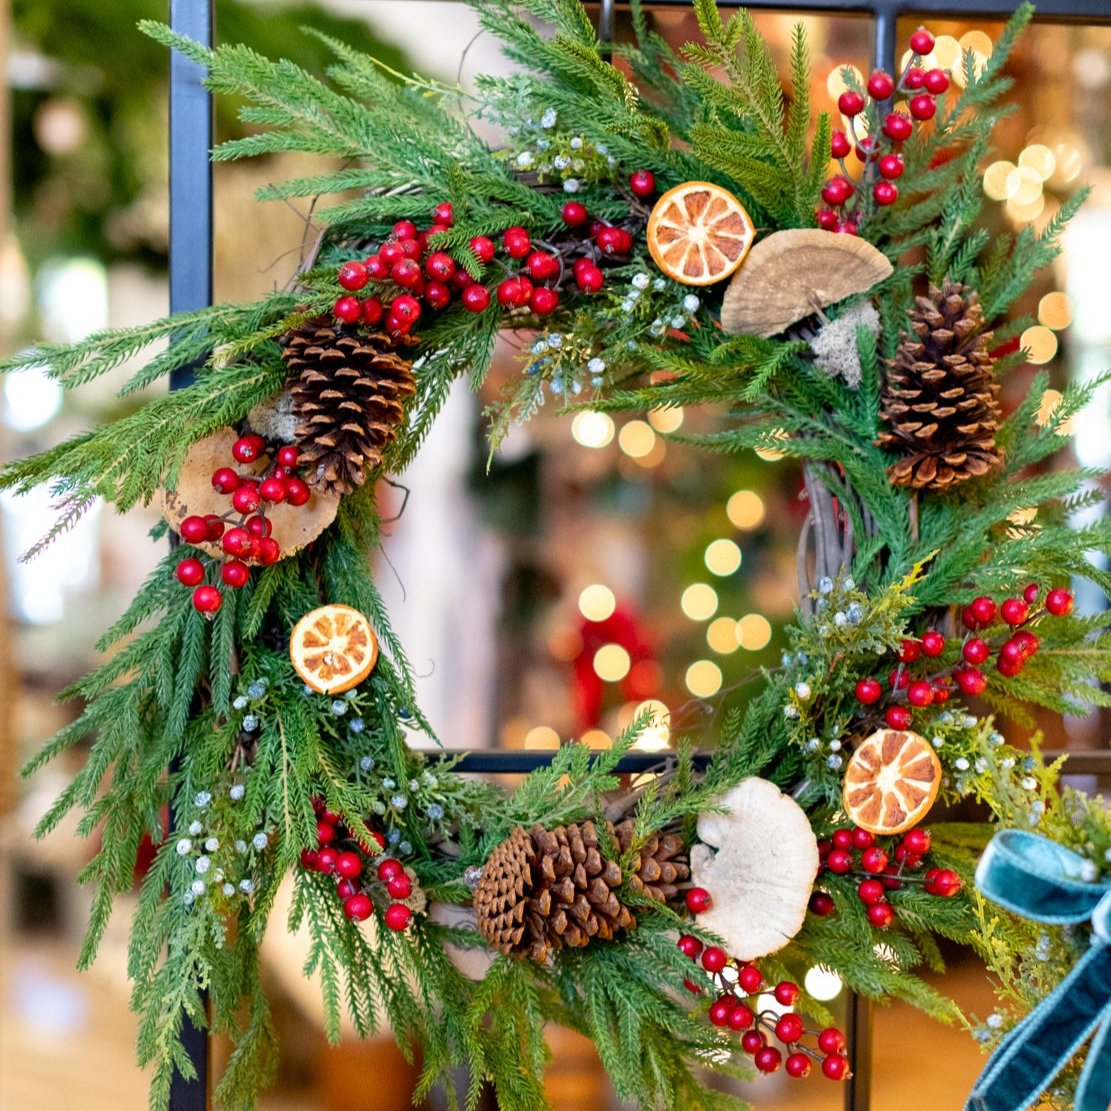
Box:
[163, 1, 1111, 1108]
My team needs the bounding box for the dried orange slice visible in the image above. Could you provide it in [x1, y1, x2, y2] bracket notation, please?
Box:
[290, 604, 379, 695]
[647, 181, 756, 286]
[842, 728, 942, 835]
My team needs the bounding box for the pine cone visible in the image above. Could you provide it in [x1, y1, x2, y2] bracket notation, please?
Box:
[282, 318, 416, 495]
[876, 280, 1001, 491]
[614, 819, 690, 904]
[473, 821, 636, 963]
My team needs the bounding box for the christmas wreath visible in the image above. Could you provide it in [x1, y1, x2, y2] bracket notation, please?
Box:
[4, 2, 1111, 1109]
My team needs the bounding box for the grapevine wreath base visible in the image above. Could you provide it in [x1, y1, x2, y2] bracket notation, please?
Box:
[4, 3, 1111, 1110]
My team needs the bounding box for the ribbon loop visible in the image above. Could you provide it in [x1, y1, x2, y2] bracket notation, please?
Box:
[966, 831, 1111, 1111]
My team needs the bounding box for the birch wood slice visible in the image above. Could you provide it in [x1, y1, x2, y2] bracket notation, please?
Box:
[721, 229, 893, 338]
[159, 427, 339, 559]
[690, 777, 819, 960]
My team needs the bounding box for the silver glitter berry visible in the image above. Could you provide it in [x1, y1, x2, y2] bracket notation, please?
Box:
[195, 857, 210, 874]
[188, 820, 203, 836]
[463, 865, 484, 891]
[232, 696, 248, 710]
[242, 714, 259, 731]
[359, 756, 375, 772]
[252, 833, 269, 850]
[204, 837, 220, 852]
[239, 879, 254, 893]
[194, 792, 212, 808]
[331, 700, 347, 716]
[229, 784, 245, 801]
[176, 839, 192, 855]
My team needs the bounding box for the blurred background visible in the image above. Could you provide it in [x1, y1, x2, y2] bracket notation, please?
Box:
[0, 2, 1108, 1109]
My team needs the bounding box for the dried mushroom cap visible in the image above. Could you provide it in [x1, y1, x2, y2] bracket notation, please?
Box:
[690, 777, 818, 961]
[159, 427, 339, 559]
[721, 229, 894, 338]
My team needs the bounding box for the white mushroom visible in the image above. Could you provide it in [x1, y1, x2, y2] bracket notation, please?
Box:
[690, 777, 819, 960]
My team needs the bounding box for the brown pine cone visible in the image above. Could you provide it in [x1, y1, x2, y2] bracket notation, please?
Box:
[614, 819, 690, 904]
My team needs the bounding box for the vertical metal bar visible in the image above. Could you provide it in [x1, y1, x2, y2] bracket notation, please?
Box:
[873, 0, 899, 74]
[168, 3, 213, 1110]
[845, 990, 874, 1111]
[598, 0, 616, 47]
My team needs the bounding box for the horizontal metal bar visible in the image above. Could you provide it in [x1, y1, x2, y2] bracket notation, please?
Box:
[611, 0, 1111, 16]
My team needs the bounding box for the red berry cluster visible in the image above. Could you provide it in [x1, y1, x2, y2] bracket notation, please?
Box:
[299, 797, 413, 932]
[811, 825, 961, 927]
[175, 437, 310, 615]
[818, 27, 949, 233]
[851, 583, 1074, 729]
[676, 936, 850, 1081]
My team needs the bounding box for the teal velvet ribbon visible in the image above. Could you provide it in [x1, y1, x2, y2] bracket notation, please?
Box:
[965, 829, 1111, 1111]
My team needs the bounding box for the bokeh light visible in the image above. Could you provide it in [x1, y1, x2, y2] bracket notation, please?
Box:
[737, 613, 773, 650]
[647, 406, 684, 434]
[707, 617, 740, 654]
[1038, 292, 1073, 331]
[524, 726, 561, 750]
[578, 583, 617, 622]
[594, 644, 631, 682]
[681, 583, 719, 621]
[1021, 325, 1058, 365]
[618, 420, 656, 459]
[571, 410, 615, 449]
[726, 489, 766, 530]
[633, 699, 671, 751]
[685, 659, 723, 697]
[581, 729, 612, 749]
[805, 965, 844, 1001]
[704, 538, 742, 576]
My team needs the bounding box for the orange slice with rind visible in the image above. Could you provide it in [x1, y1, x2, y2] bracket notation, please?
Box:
[290, 604, 379, 695]
[647, 181, 756, 286]
[842, 728, 942, 835]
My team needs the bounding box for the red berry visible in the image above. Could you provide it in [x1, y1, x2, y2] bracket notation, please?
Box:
[786, 1052, 812, 1079]
[955, 667, 987, 696]
[1013, 630, 1039, 657]
[830, 130, 852, 158]
[338, 260, 368, 291]
[997, 655, 1023, 678]
[561, 201, 588, 226]
[285, 478, 311, 507]
[885, 705, 912, 730]
[389, 295, 421, 328]
[221, 527, 251, 557]
[701, 946, 728, 973]
[832, 828, 854, 850]
[192, 584, 222, 614]
[809, 891, 836, 916]
[963, 638, 990, 665]
[919, 630, 945, 657]
[1000, 598, 1029, 625]
[814, 1029, 843, 1056]
[774, 981, 800, 1007]
[852, 828, 875, 850]
[685, 887, 711, 914]
[925, 868, 962, 897]
[595, 226, 631, 256]
[875, 154, 904, 182]
[530, 287, 559, 315]
[909, 27, 935, 54]
[202, 514, 224, 541]
[176, 557, 205, 586]
[333, 295, 361, 323]
[970, 596, 998, 625]
[882, 112, 914, 141]
[575, 264, 604, 293]
[729, 1004, 754, 1030]
[881, 863, 904, 891]
[904, 68, 927, 90]
[902, 828, 931, 855]
[709, 997, 733, 1026]
[336, 852, 363, 879]
[525, 251, 560, 281]
[496, 278, 522, 307]
[300, 849, 318, 870]
[816, 208, 840, 230]
[221, 560, 250, 588]
[821, 176, 854, 206]
[737, 964, 764, 994]
[232, 486, 260, 514]
[899, 639, 921, 663]
[740, 1030, 765, 1054]
[469, 236, 496, 265]
[432, 202, 454, 226]
[855, 678, 883, 705]
[384, 903, 412, 931]
[390, 220, 416, 242]
[889, 668, 909, 690]
[461, 284, 491, 313]
[231, 434, 263, 464]
[376, 858, 403, 882]
[275, 445, 299, 468]
[1046, 588, 1073, 617]
[858, 879, 885, 905]
[867, 70, 895, 99]
[999, 639, 1025, 667]
[1023, 583, 1040, 605]
[862, 847, 889, 873]
[342, 893, 372, 921]
[259, 476, 288, 504]
[365, 254, 389, 281]
[336, 878, 358, 899]
[838, 90, 866, 116]
[503, 226, 531, 259]
[822, 1054, 849, 1081]
[316, 821, 336, 846]
[924, 68, 950, 95]
[908, 680, 934, 708]
[424, 251, 455, 282]
[873, 180, 899, 206]
[827, 848, 853, 875]
[909, 94, 936, 120]
[775, 1013, 804, 1043]
[421, 281, 448, 311]
[683, 978, 702, 995]
[755, 1046, 782, 1074]
[867, 902, 895, 928]
[386, 872, 413, 900]
[210, 467, 239, 494]
[379, 241, 404, 266]
[677, 934, 703, 959]
[629, 169, 656, 197]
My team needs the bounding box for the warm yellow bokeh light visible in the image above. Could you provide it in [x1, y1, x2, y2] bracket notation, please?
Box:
[1005, 166, 1044, 204]
[1038, 292, 1073, 331]
[707, 617, 741, 654]
[737, 613, 773, 651]
[983, 161, 1015, 201]
[1036, 388, 1076, 435]
[571, 410, 615, 449]
[958, 30, 993, 59]
[704, 538, 742, 576]
[593, 644, 631, 682]
[685, 659, 723, 698]
[1050, 144, 1083, 187]
[1018, 144, 1056, 182]
[632, 437, 667, 469]
[826, 64, 863, 99]
[1006, 193, 1046, 224]
[633, 699, 671, 751]
[727, 489, 766, 530]
[647, 406, 684, 434]
[580, 729, 612, 750]
[1021, 325, 1058, 365]
[618, 419, 656, 459]
[524, 725, 561, 750]
[931, 35, 963, 70]
[681, 583, 719, 621]
[756, 428, 790, 462]
[578, 583, 616, 622]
